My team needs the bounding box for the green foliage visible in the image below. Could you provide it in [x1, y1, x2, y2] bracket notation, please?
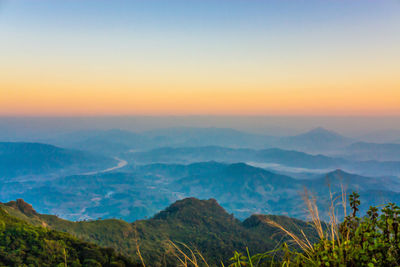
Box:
[0, 207, 136, 267]
[305, 193, 400, 266]
[229, 192, 400, 266]
[5, 194, 400, 266]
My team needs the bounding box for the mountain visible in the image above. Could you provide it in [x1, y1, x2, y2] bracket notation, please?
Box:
[128, 146, 345, 169]
[128, 145, 400, 177]
[349, 160, 400, 177]
[170, 163, 307, 218]
[1, 172, 175, 222]
[142, 127, 276, 148]
[0, 198, 317, 266]
[306, 169, 400, 192]
[46, 127, 277, 155]
[0, 142, 116, 179]
[357, 129, 400, 143]
[134, 197, 270, 265]
[300, 169, 400, 218]
[46, 129, 151, 155]
[6, 161, 400, 222]
[169, 163, 400, 219]
[129, 146, 254, 164]
[0, 203, 135, 266]
[357, 190, 400, 208]
[277, 127, 353, 153]
[343, 142, 400, 161]
[174, 162, 297, 192]
[302, 169, 400, 204]
[254, 148, 346, 169]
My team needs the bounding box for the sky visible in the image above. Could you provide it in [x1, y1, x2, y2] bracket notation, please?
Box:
[0, 0, 399, 116]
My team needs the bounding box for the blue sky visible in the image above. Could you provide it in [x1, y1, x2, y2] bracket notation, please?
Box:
[1, 0, 399, 116]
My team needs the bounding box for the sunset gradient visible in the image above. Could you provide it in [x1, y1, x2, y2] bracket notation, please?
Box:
[1, 0, 399, 116]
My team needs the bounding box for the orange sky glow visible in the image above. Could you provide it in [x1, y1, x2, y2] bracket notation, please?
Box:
[1, 0, 399, 116]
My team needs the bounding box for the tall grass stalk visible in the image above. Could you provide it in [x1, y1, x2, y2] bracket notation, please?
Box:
[133, 225, 146, 267]
[247, 185, 348, 266]
[168, 240, 210, 267]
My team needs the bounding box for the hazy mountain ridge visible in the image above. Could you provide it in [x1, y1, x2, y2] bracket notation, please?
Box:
[342, 142, 400, 161]
[43, 127, 356, 154]
[357, 129, 400, 143]
[44, 127, 275, 155]
[276, 127, 354, 153]
[6, 161, 400, 222]
[0, 142, 117, 179]
[128, 145, 400, 177]
[7, 172, 175, 221]
[128, 145, 344, 169]
[39, 126, 400, 163]
[1, 126, 400, 228]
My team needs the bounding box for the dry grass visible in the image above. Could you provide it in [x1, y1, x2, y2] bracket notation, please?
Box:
[133, 225, 146, 267]
[168, 240, 210, 267]
[134, 237, 210, 267]
[259, 184, 348, 265]
[260, 217, 314, 257]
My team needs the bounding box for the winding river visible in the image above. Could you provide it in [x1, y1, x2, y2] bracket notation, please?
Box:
[82, 157, 128, 175]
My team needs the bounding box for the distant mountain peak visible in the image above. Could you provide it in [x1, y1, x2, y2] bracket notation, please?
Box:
[276, 127, 351, 152]
[329, 169, 347, 175]
[306, 127, 342, 136]
[284, 127, 350, 142]
[323, 169, 362, 179]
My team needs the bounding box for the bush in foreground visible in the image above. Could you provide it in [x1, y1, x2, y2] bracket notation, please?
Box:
[228, 192, 400, 266]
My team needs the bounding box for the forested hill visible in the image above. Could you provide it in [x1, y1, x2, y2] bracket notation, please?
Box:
[0, 198, 318, 266]
[0, 203, 135, 266]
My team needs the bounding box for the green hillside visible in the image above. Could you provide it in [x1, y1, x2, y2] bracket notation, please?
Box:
[0, 204, 135, 267]
[1, 198, 317, 266]
[3, 195, 399, 266]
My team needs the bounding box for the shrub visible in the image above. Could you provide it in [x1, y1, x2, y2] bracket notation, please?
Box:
[228, 192, 400, 266]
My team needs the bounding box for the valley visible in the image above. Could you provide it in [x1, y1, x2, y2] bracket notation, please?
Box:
[1, 127, 400, 266]
[82, 157, 128, 175]
[1, 127, 400, 224]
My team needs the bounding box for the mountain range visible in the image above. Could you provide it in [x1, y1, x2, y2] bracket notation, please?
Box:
[128, 146, 344, 167]
[3, 126, 399, 158]
[128, 145, 400, 177]
[5, 160, 400, 222]
[1, 126, 400, 236]
[44, 127, 357, 154]
[342, 142, 400, 161]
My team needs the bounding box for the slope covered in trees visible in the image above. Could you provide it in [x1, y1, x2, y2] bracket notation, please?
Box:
[1, 198, 317, 266]
[3, 195, 400, 266]
[0, 204, 135, 266]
